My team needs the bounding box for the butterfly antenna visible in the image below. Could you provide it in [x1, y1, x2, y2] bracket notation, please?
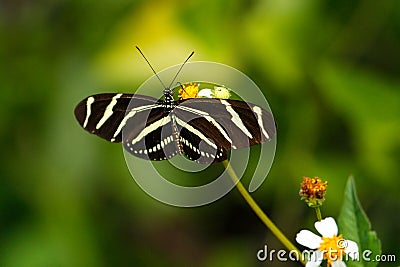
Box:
[135, 46, 167, 89]
[175, 82, 188, 99]
[167, 51, 194, 90]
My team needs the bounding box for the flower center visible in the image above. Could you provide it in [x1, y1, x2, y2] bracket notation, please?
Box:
[299, 177, 328, 207]
[318, 234, 345, 266]
[179, 83, 199, 99]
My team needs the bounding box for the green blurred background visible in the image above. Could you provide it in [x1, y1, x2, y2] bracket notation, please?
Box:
[1, 0, 399, 266]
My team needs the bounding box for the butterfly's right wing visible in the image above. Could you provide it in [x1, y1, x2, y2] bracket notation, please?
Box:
[172, 98, 276, 164]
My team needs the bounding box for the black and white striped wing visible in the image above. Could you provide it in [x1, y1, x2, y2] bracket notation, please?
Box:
[74, 93, 181, 161]
[75, 93, 159, 143]
[173, 98, 276, 163]
[122, 107, 180, 161]
[75, 94, 275, 164]
[173, 113, 229, 163]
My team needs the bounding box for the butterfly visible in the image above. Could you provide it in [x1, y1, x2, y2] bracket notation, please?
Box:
[74, 48, 276, 164]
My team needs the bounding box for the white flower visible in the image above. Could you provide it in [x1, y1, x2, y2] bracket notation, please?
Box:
[198, 88, 213, 98]
[213, 86, 231, 99]
[198, 86, 231, 99]
[296, 217, 359, 267]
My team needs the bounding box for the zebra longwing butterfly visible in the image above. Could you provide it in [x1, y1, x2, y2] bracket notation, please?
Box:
[74, 50, 276, 164]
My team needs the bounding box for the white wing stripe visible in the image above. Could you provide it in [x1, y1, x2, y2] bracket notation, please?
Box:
[176, 105, 233, 145]
[130, 116, 172, 146]
[96, 93, 123, 129]
[174, 116, 217, 150]
[252, 106, 270, 139]
[110, 104, 158, 142]
[176, 105, 208, 116]
[220, 100, 253, 138]
[83, 96, 95, 128]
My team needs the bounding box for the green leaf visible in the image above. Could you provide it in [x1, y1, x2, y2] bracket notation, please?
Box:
[338, 176, 381, 267]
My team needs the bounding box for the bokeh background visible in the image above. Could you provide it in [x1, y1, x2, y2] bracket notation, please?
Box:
[1, 0, 399, 266]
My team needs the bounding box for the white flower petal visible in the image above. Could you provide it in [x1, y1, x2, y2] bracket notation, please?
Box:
[306, 259, 322, 267]
[296, 230, 322, 249]
[306, 250, 323, 267]
[332, 260, 346, 267]
[315, 217, 338, 237]
[345, 240, 359, 259]
[198, 89, 213, 98]
[213, 86, 231, 99]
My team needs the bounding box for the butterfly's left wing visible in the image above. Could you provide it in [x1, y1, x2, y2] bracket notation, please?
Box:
[172, 98, 276, 164]
[122, 106, 180, 161]
[74, 93, 180, 160]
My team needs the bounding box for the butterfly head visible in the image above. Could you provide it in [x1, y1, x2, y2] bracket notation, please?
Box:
[163, 88, 174, 98]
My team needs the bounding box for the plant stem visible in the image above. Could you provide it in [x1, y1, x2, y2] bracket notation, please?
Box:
[315, 206, 322, 221]
[223, 160, 306, 266]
